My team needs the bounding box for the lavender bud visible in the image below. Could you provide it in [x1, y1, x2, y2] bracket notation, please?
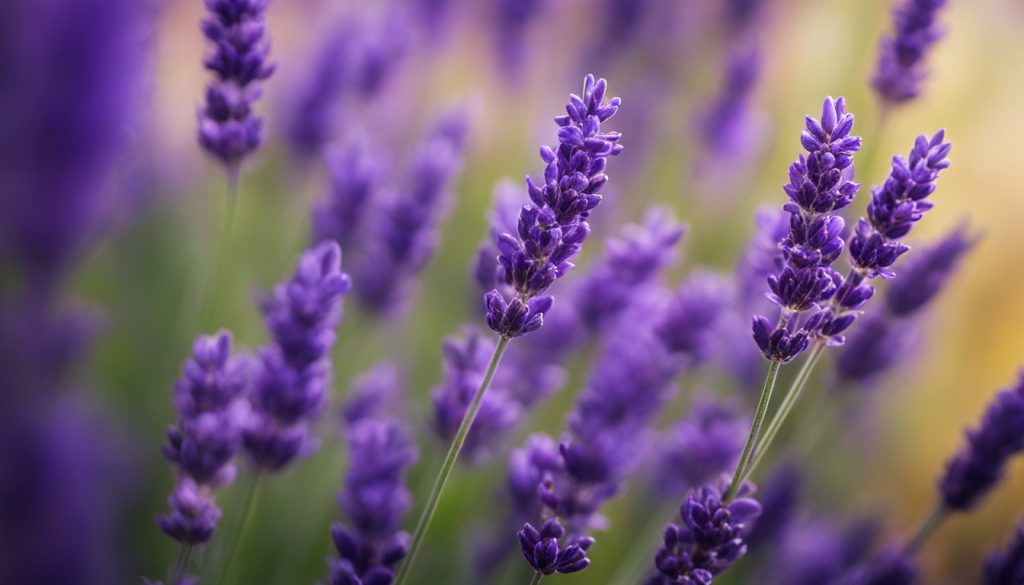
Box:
[938, 372, 1024, 510]
[872, 0, 948, 104]
[312, 140, 382, 254]
[656, 271, 731, 364]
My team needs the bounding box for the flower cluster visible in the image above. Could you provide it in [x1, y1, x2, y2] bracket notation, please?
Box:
[495, 0, 547, 73]
[818, 130, 952, 345]
[751, 97, 861, 363]
[872, 0, 948, 104]
[696, 47, 762, 163]
[985, 522, 1024, 585]
[330, 407, 418, 585]
[243, 242, 351, 471]
[486, 74, 623, 338]
[518, 519, 594, 576]
[353, 107, 469, 316]
[655, 395, 749, 496]
[838, 548, 918, 585]
[312, 140, 382, 253]
[158, 331, 249, 544]
[197, 0, 275, 169]
[938, 372, 1024, 510]
[647, 482, 762, 585]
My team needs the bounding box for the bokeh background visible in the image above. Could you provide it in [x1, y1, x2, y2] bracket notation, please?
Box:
[4, 0, 1024, 583]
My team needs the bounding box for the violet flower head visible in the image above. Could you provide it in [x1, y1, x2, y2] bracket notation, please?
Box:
[244, 242, 351, 471]
[473, 180, 524, 294]
[984, 522, 1024, 585]
[872, 0, 947, 104]
[158, 331, 248, 544]
[432, 326, 521, 463]
[197, 0, 275, 169]
[284, 23, 354, 160]
[657, 271, 732, 364]
[839, 548, 918, 585]
[341, 362, 403, 427]
[656, 395, 748, 496]
[574, 207, 686, 332]
[884, 224, 974, 316]
[938, 372, 1024, 510]
[819, 130, 952, 344]
[330, 417, 418, 585]
[751, 97, 861, 363]
[834, 311, 916, 385]
[487, 74, 622, 338]
[518, 519, 594, 576]
[495, 0, 547, 74]
[313, 140, 382, 253]
[744, 463, 803, 550]
[354, 108, 468, 316]
[647, 481, 762, 585]
[696, 47, 762, 161]
[352, 10, 411, 98]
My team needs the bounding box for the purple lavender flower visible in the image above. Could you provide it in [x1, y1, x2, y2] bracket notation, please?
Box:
[495, 0, 547, 74]
[834, 311, 917, 385]
[244, 242, 351, 471]
[884, 224, 974, 317]
[646, 481, 762, 585]
[771, 518, 878, 585]
[197, 0, 275, 171]
[695, 47, 762, 163]
[472, 180, 524, 294]
[518, 519, 594, 576]
[819, 130, 952, 344]
[838, 548, 918, 585]
[158, 331, 248, 544]
[744, 463, 802, 550]
[312, 140, 382, 253]
[284, 23, 354, 160]
[984, 522, 1024, 585]
[938, 372, 1024, 510]
[657, 272, 732, 364]
[354, 108, 468, 316]
[330, 416, 418, 585]
[872, 0, 947, 104]
[432, 326, 522, 463]
[341, 362, 403, 426]
[574, 208, 686, 332]
[726, 0, 765, 32]
[486, 74, 623, 339]
[656, 395, 748, 496]
[352, 9, 411, 98]
[751, 97, 862, 363]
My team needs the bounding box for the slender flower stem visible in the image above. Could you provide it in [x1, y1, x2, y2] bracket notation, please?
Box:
[725, 359, 781, 503]
[528, 571, 544, 585]
[606, 500, 677, 585]
[905, 504, 949, 555]
[743, 344, 825, 483]
[170, 543, 193, 584]
[393, 336, 512, 585]
[213, 473, 262, 585]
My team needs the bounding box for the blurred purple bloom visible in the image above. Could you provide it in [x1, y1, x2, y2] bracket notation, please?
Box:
[744, 463, 803, 550]
[872, 0, 947, 104]
[158, 331, 248, 544]
[487, 74, 623, 338]
[834, 312, 917, 385]
[884, 224, 974, 317]
[695, 47, 762, 162]
[819, 130, 951, 344]
[646, 481, 762, 585]
[939, 372, 1024, 510]
[838, 548, 918, 585]
[244, 242, 351, 471]
[495, 0, 547, 74]
[772, 518, 878, 585]
[473, 180, 524, 294]
[197, 0, 275, 169]
[330, 414, 418, 585]
[985, 522, 1024, 585]
[575, 208, 686, 332]
[313, 140, 382, 253]
[751, 97, 861, 363]
[657, 271, 732, 364]
[432, 326, 522, 463]
[0, 0, 150, 287]
[352, 9, 411, 98]
[341, 362, 404, 427]
[354, 108, 468, 316]
[656, 395, 748, 496]
[726, 0, 765, 31]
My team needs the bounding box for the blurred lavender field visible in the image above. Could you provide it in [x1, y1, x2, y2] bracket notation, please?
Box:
[3, 0, 1024, 584]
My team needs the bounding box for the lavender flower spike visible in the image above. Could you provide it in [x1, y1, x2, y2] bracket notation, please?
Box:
[244, 241, 351, 471]
[984, 522, 1024, 585]
[158, 331, 249, 545]
[872, 0, 947, 104]
[655, 395, 748, 496]
[751, 97, 861, 363]
[312, 140, 382, 253]
[646, 480, 762, 585]
[198, 0, 275, 171]
[487, 74, 623, 338]
[330, 416, 418, 585]
[939, 372, 1024, 511]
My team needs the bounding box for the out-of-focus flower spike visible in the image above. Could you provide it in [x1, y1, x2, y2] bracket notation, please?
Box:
[872, 0, 948, 104]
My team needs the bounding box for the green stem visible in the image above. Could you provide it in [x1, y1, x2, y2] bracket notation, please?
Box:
[742, 344, 826, 484]
[725, 359, 782, 503]
[170, 543, 193, 584]
[392, 336, 512, 585]
[905, 504, 948, 555]
[214, 473, 262, 585]
[606, 500, 677, 585]
[528, 571, 544, 585]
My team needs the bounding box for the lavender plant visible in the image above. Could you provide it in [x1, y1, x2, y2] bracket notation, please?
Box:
[197, 0, 275, 180]
[984, 522, 1024, 584]
[392, 74, 622, 585]
[872, 0, 948, 105]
